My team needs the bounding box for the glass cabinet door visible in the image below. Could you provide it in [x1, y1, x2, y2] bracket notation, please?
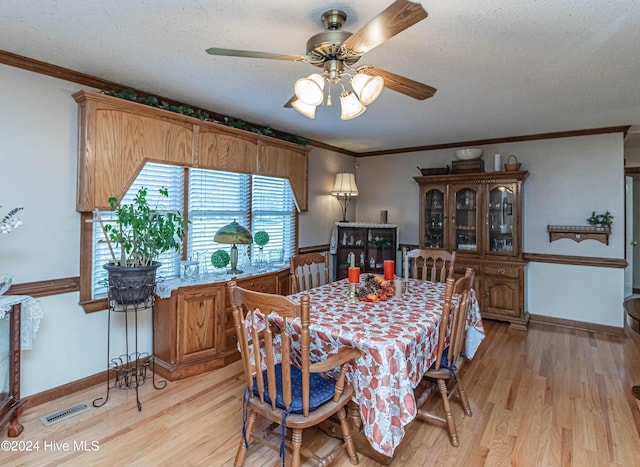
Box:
[336, 227, 367, 279]
[367, 228, 395, 273]
[487, 185, 515, 254]
[453, 186, 479, 253]
[423, 188, 445, 248]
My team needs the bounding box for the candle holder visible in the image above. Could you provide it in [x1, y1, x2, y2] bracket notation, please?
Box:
[348, 283, 357, 304]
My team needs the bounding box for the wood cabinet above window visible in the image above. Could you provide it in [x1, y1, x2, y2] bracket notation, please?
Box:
[73, 91, 309, 212]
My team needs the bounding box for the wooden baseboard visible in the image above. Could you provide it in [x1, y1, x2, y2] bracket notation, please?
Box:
[24, 370, 109, 408]
[529, 314, 624, 336]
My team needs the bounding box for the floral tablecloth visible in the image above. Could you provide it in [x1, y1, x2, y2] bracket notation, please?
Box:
[284, 278, 485, 457]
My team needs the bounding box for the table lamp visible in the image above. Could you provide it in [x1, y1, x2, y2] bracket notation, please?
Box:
[331, 173, 359, 222]
[214, 220, 253, 274]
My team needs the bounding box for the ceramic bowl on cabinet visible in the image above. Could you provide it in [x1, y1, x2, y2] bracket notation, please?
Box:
[455, 148, 483, 160]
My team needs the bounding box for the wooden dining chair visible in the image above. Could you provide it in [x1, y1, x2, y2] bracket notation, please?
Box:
[228, 281, 360, 467]
[289, 252, 330, 293]
[407, 249, 456, 283]
[415, 267, 474, 447]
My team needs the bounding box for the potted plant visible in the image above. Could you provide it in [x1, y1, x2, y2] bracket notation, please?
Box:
[253, 230, 270, 271]
[99, 187, 187, 304]
[210, 249, 230, 275]
[586, 211, 613, 230]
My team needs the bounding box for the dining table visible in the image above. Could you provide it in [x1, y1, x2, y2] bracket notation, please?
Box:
[279, 276, 485, 458]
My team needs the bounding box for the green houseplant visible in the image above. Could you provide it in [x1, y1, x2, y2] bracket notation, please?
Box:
[586, 211, 613, 229]
[253, 230, 270, 271]
[99, 187, 187, 304]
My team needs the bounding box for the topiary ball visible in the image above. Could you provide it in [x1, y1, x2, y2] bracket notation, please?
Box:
[253, 230, 270, 247]
[211, 249, 230, 269]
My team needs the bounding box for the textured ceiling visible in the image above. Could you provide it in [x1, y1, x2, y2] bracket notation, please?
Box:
[1, 0, 640, 153]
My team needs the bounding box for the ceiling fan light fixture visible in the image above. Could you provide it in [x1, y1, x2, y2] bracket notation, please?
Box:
[291, 98, 317, 119]
[351, 73, 384, 106]
[339, 90, 366, 120]
[294, 73, 325, 106]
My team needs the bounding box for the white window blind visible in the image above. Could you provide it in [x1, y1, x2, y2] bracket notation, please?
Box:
[91, 163, 184, 298]
[251, 175, 296, 260]
[188, 168, 251, 266]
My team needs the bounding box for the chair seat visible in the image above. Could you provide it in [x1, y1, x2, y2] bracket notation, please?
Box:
[254, 363, 337, 414]
[430, 348, 451, 370]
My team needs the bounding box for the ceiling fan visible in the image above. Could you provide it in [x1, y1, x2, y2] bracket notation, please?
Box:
[205, 0, 436, 119]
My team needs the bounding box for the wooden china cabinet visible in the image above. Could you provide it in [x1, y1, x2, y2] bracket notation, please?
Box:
[414, 171, 529, 330]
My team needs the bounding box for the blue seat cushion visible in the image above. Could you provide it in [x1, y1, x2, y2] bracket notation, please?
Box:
[430, 347, 451, 370]
[253, 363, 337, 414]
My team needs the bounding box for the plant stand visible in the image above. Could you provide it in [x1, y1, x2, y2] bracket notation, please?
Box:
[93, 282, 166, 412]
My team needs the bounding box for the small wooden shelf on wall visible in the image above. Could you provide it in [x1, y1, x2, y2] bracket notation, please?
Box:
[547, 225, 611, 245]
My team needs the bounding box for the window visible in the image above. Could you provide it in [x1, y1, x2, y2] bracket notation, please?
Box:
[90, 163, 297, 300]
[188, 169, 296, 266]
[250, 175, 296, 259]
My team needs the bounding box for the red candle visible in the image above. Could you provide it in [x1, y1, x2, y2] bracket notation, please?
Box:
[348, 267, 360, 284]
[384, 260, 395, 281]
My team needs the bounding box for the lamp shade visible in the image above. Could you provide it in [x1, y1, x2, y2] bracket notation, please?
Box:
[213, 220, 253, 245]
[339, 90, 366, 120]
[291, 98, 317, 119]
[294, 73, 325, 106]
[331, 173, 359, 196]
[351, 73, 384, 106]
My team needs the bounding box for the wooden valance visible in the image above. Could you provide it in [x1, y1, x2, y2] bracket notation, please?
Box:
[73, 91, 309, 212]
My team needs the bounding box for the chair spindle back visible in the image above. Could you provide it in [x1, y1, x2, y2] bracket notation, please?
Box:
[407, 249, 456, 283]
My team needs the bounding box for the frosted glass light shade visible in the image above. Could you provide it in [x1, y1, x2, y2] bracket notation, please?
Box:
[339, 91, 366, 120]
[351, 73, 384, 105]
[291, 98, 317, 119]
[294, 73, 325, 106]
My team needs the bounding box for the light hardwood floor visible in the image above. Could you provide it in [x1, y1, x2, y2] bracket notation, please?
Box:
[3, 320, 640, 466]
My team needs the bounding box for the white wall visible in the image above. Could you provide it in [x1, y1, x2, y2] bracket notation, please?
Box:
[0, 64, 353, 396]
[356, 134, 626, 327]
[298, 148, 356, 247]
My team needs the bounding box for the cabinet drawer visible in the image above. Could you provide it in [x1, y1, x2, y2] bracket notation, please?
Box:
[484, 265, 520, 279]
[237, 275, 278, 294]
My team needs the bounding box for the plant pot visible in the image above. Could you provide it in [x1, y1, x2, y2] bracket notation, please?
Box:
[103, 262, 160, 305]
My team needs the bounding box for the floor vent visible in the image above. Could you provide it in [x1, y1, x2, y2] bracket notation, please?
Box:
[40, 402, 91, 427]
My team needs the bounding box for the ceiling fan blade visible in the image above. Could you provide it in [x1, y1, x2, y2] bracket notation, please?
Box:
[362, 67, 436, 100]
[344, 0, 428, 54]
[283, 96, 296, 108]
[205, 47, 307, 62]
